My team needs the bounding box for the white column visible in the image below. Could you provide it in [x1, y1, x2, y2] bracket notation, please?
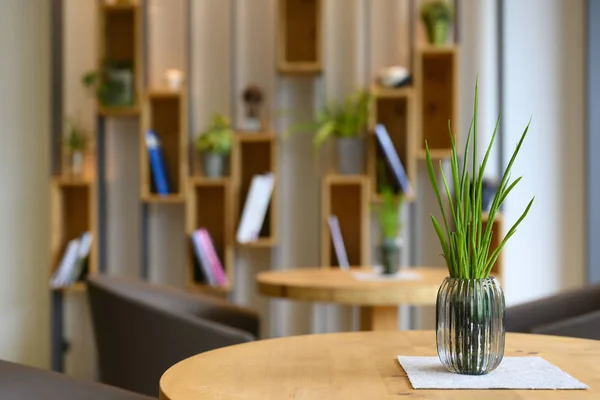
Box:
[0, 0, 51, 368]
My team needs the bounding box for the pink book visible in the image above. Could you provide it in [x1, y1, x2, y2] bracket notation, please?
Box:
[199, 229, 229, 286]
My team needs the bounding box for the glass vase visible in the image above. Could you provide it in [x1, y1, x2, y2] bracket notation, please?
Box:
[436, 276, 505, 375]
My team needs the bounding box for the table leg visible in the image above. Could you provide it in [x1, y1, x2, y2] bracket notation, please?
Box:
[359, 306, 398, 331]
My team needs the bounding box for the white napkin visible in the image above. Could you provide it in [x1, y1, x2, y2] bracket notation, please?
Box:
[397, 356, 588, 390]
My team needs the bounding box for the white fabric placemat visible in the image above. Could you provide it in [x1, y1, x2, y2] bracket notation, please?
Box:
[397, 356, 588, 390]
[352, 269, 421, 282]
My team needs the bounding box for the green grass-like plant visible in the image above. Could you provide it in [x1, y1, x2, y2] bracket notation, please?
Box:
[379, 186, 404, 240]
[64, 118, 88, 152]
[196, 114, 234, 154]
[425, 82, 534, 279]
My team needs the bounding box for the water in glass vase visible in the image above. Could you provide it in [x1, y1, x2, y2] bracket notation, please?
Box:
[436, 277, 505, 375]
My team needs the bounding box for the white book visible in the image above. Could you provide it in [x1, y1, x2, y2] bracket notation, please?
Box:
[50, 238, 80, 288]
[69, 232, 93, 285]
[328, 215, 350, 270]
[236, 173, 275, 244]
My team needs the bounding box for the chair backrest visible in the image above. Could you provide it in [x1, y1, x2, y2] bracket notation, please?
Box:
[87, 275, 259, 397]
[0, 358, 153, 400]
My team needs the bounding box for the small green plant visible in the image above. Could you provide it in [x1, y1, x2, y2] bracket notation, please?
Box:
[63, 118, 88, 152]
[420, 0, 453, 25]
[379, 186, 404, 241]
[195, 114, 234, 154]
[82, 60, 134, 106]
[290, 90, 371, 150]
[425, 81, 534, 279]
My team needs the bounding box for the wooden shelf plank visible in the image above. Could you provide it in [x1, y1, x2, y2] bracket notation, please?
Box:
[146, 88, 183, 99]
[188, 177, 230, 186]
[187, 283, 231, 298]
[52, 282, 87, 293]
[417, 149, 453, 160]
[51, 177, 94, 187]
[235, 132, 276, 142]
[370, 85, 413, 99]
[237, 237, 278, 248]
[141, 194, 185, 204]
[278, 63, 322, 75]
[101, 2, 139, 12]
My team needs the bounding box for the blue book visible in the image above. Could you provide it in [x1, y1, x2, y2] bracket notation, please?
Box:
[145, 130, 169, 195]
[374, 124, 414, 197]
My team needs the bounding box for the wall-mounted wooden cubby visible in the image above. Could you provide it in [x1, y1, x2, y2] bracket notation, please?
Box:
[482, 212, 504, 278]
[321, 175, 370, 267]
[234, 133, 278, 247]
[368, 86, 416, 202]
[185, 178, 234, 295]
[277, 0, 322, 74]
[140, 90, 187, 203]
[50, 178, 97, 292]
[415, 46, 459, 159]
[97, 1, 143, 116]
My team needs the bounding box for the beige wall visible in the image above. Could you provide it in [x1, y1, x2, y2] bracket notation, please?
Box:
[0, 0, 51, 368]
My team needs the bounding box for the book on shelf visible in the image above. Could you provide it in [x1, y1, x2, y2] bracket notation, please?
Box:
[374, 124, 414, 197]
[328, 215, 349, 270]
[198, 229, 228, 286]
[50, 231, 93, 289]
[145, 130, 170, 196]
[190, 230, 217, 286]
[236, 173, 275, 244]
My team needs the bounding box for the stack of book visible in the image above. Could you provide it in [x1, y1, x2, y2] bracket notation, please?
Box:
[236, 173, 275, 244]
[50, 232, 93, 289]
[190, 228, 229, 287]
[374, 124, 414, 197]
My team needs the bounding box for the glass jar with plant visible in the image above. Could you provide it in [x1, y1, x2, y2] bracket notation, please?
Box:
[426, 82, 533, 375]
[378, 186, 404, 275]
[63, 118, 89, 179]
[301, 90, 371, 175]
[420, 0, 453, 46]
[82, 60, 135, 107]
[196, 114, 234, 178]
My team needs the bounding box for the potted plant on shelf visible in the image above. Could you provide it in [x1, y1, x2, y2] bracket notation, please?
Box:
[63, 118, 89, 178]
[420, 0, 453, 46]
[196, 114, 234, 178]
[426, 82, 533, 375]
[295, 90, 370, 175]
[378, 186, 404, 275]
[82, 60, 135, 107]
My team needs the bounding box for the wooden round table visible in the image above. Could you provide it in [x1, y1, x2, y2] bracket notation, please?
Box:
[159, 331, 597, 399]
[257, 267, 448, 330]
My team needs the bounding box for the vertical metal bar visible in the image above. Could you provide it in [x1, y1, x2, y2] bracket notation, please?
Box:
[187, 0, 193, 173]
[409, 0, 415, 74]
[51, 0, 63, 176]
[141, 0, 150, 279]
[230, 0, 238, 125]
[454, 0, 460, 43]
[97, 116, 107, 273]
[587, 0, 600, 283]
[50, 291, 65, 372]
[497, 0, 504, 210]
[50, 0, 64, 372]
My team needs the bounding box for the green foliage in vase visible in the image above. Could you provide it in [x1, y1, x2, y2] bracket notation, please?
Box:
[288, 90, 371, 150]
[379, 186, 404, 241]
[82, 60, 133, 106]
[425, 81, 534, 279]
[63, 118, 88, 152]
[196, 114, 234, 154]
[420, 0, 453, 25]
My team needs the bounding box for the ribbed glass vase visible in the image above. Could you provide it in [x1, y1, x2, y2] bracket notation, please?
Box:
[436, 277, 505, 375]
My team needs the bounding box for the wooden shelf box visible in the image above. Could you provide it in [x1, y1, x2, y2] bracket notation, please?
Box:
[186, 178, 234, 292]
[278, 0, 322, 74]
[368, 87, 416, 202]
[140, 90, 187, 202]
[50, 179, 97, 286]
[482, 212, 504, 277]
[321, 175, 370, 267]
[233, 133, 278, 247]
[415, 46, 459, 159]
[97, 1, 143, 114]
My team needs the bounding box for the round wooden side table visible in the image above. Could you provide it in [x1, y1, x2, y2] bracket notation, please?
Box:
[256, 267, 448, 330]
[159, 331, 597, 399]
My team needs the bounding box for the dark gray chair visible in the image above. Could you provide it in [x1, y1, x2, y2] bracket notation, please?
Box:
[0, 358, 153, 399]
[505, 284, 600, 339]
[87, 275, 259, 397]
